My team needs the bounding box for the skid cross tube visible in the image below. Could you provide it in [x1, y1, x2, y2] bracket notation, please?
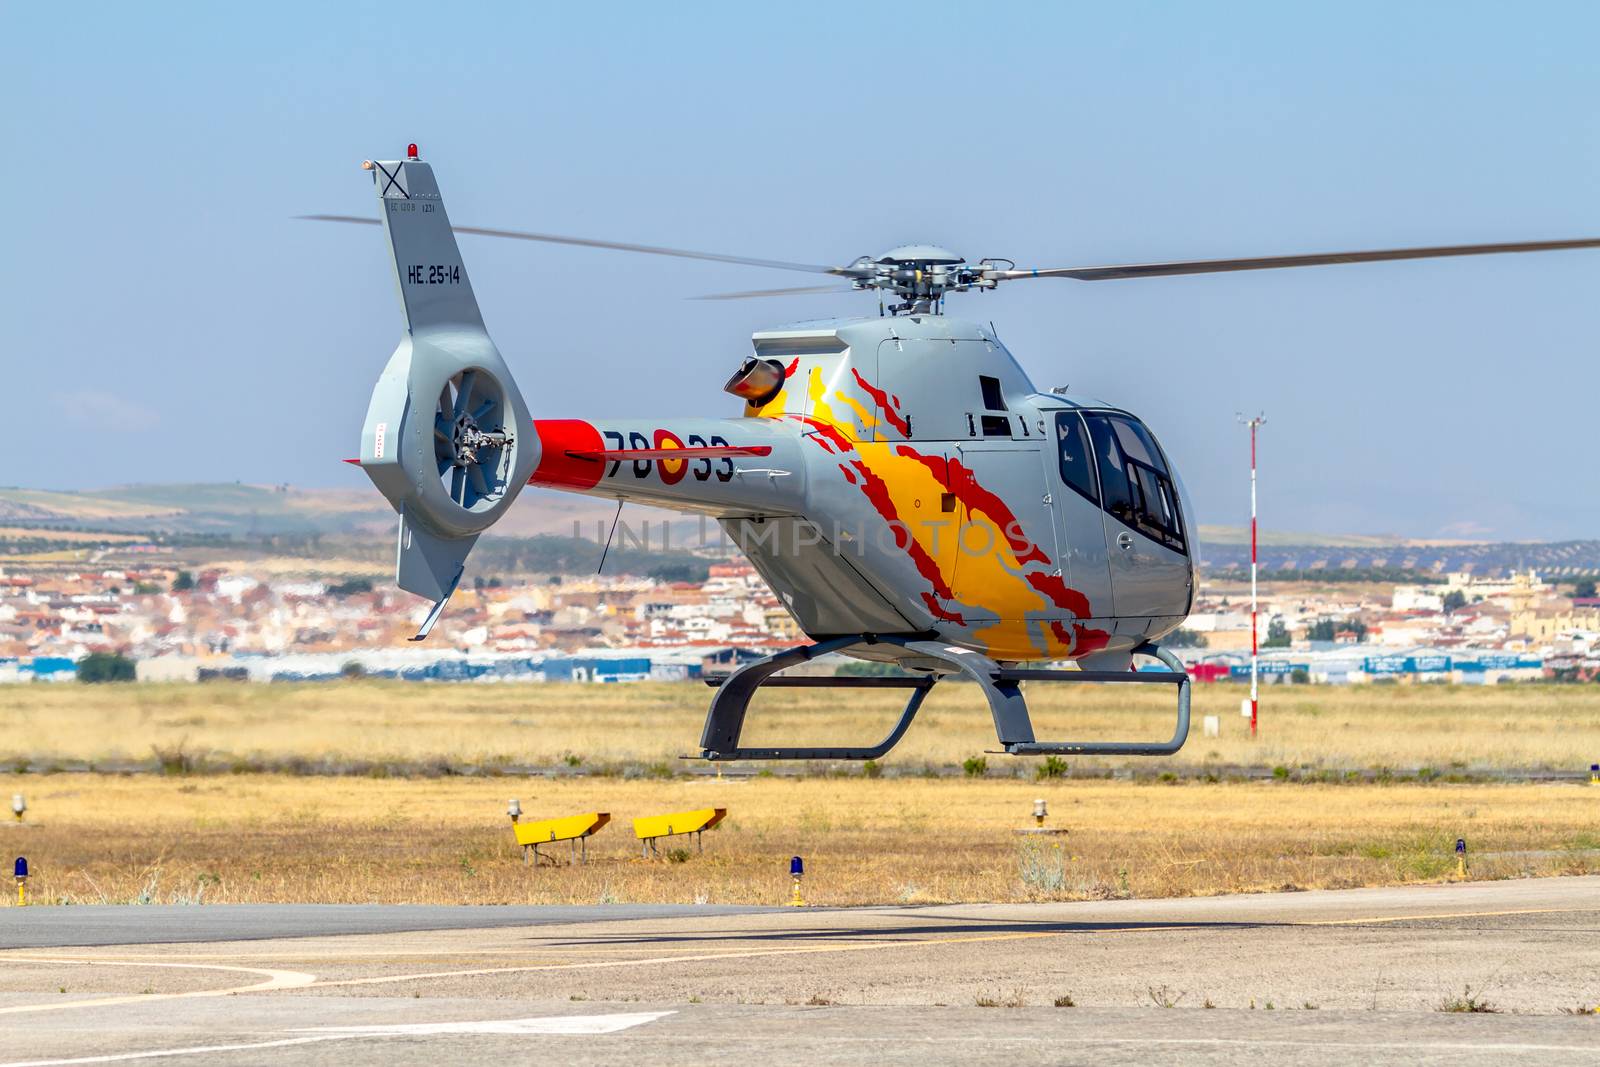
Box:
[879, 639, 1190, 756]
[994, 643, 1191, 756]
[695, 636, 1190, 761]
[699, 636, 935, 760]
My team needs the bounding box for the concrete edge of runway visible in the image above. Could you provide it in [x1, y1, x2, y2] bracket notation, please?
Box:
[6, 875, 1600, 951]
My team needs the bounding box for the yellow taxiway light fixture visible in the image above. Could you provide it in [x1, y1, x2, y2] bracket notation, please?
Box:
[513, 811, 611, 867]
[1456, 838, 1468, 879]
[633, 807, 727, 859]
[13, 857, 27, 907]
[1591, 763, 1598, 786]
[788, 855, 805, 907]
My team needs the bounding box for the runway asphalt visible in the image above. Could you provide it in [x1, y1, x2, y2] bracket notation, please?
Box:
[2, 876, 1598, 1065]
[1, 903, 780, 949]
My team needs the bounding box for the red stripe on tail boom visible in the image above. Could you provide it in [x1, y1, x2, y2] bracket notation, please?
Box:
[529, 419, 606, 489]
[564, 445, 771, 461]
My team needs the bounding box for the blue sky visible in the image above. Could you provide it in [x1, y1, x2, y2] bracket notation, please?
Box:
[5, 2, 1597, 539]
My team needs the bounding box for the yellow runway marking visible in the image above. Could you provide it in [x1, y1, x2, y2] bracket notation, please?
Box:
[0, 959, 316, 1016]
[1298, 905, 1590, 927]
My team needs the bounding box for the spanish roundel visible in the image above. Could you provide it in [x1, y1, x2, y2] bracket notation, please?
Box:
[653, 429, 687, 484]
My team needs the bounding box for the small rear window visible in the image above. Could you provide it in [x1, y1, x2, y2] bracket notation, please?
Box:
[979, 375, 1007, 411]
[980, 414, 1011, 437]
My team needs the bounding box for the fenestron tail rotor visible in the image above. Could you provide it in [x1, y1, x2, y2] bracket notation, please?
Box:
[433, 368, 512, 511]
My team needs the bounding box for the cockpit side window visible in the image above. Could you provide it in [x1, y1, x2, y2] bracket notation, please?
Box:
[1054, 412, 1099, 505]
[1084, 412, 1187, 555]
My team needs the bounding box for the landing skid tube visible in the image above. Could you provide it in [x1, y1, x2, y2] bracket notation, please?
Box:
[697, 636, 1190, 761]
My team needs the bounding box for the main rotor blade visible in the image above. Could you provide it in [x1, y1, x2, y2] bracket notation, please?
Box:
[690, 284, 858, 300]
[997, 237, 1600, 282]
[296, 215, 847, 276]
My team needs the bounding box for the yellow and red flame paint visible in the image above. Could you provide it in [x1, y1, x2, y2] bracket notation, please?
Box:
[759, 361, 1109, 661]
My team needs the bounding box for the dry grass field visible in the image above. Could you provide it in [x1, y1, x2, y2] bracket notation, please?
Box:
[4, 680, 1599, 776]
[6, 775, 1598, 907]
[4, 682, 1597, 906]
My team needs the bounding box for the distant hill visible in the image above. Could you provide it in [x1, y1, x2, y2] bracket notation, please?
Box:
[0, 483, 687, 540]
[1195, 525, 1424, 549]
[4, 484, 1596, 578]
[1198, 538, 1600, 578]
[0, 484, 388, 535]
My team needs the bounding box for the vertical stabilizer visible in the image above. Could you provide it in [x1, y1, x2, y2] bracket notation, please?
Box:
[368, 155, 485, 334]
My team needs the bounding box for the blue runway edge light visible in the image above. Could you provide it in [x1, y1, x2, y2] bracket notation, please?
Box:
[13, 857, 27, 879]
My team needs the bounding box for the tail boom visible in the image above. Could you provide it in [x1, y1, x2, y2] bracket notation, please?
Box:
[527, 417, 806, 516]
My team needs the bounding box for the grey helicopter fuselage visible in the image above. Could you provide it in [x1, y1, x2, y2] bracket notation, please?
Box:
[526, 312, 1198, 666]
[350, 154, 1195, 666]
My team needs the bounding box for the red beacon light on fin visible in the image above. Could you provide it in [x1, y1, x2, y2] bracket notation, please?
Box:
[407, 143, 418, 160]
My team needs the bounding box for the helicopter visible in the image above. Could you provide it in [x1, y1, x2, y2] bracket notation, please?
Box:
[308, 146, 1600, 762]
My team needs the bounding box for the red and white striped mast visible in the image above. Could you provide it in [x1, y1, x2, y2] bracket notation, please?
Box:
[1237, 413, 1266, 739]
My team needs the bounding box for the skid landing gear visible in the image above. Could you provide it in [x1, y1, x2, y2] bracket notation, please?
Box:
[697, 635, 1190, 761]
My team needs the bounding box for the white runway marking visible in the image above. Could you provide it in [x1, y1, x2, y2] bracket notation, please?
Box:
[293, 1010, 675, 1035]
[0, 1012, 674, 1066]
[0, 959, 317, 1016]
[0, 1037, 349, 1067]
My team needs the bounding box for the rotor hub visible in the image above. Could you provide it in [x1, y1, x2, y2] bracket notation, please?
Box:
[449, 415, 510, 469]
[842, 247, 1011, 314]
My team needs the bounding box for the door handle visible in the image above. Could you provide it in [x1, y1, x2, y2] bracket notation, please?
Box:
[1116, 531, 1134, 550]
